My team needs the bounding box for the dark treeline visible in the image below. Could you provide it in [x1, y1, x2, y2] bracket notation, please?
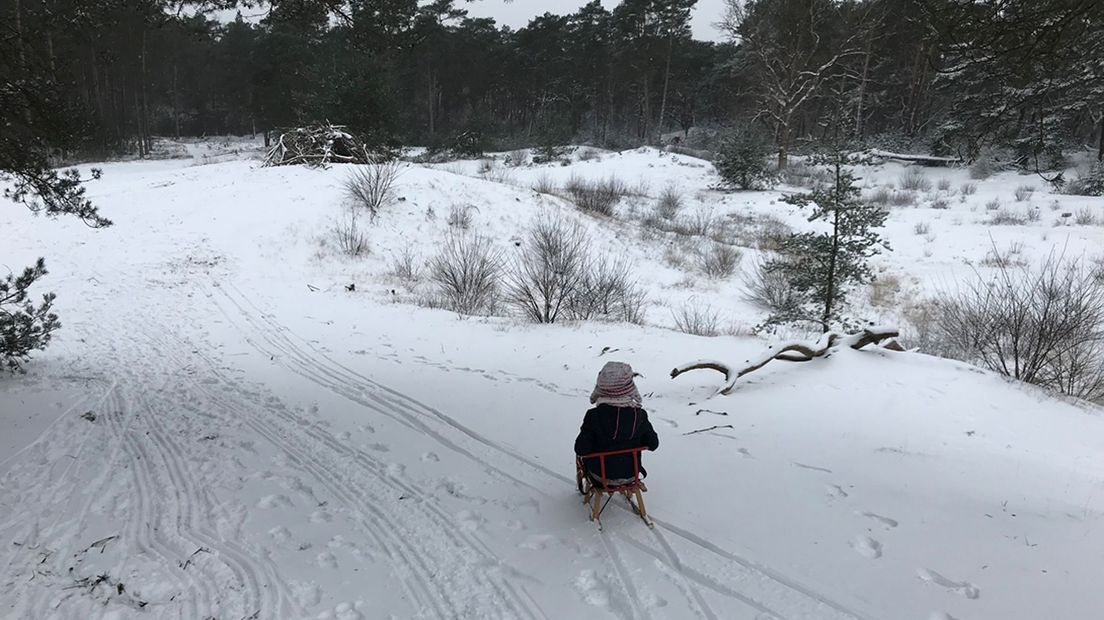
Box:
[3, 0, 1103, 166]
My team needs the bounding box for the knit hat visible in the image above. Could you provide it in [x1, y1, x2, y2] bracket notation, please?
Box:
[589, 361, 642, 408]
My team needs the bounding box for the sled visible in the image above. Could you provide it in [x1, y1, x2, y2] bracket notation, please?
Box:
[576, 447, 652, 529]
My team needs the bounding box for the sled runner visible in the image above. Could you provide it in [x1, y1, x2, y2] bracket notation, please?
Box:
[576, 447, 652, 529]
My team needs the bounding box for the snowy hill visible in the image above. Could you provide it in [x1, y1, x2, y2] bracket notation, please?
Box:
[2, 143, 1103, 619]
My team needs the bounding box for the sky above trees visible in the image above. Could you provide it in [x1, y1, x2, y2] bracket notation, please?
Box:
[465, 0, 728, 40]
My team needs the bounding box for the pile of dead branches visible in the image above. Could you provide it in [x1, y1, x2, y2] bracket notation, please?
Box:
[671, 326, 903, 395]
[263, 123, 372, 167]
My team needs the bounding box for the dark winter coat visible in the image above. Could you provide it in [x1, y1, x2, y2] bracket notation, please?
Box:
[574, 404, 659, 481]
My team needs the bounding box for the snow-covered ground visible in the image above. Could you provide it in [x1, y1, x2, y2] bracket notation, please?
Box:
[2, 141, 1103, 620]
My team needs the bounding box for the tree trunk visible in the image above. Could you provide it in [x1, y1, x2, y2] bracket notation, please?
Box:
[1098, 115, 1103, 162]
[656, 35, 674, 144]
[172, 64, 180, 139]
[823, 162, 842, 331]
[854, 46, 871, 140]
[141, 30, 151, 153]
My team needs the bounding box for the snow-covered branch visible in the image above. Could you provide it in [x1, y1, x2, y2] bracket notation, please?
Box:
[670, 327, 903, 396]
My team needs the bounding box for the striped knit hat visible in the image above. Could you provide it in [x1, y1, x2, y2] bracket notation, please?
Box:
[589, 361, 642, 408]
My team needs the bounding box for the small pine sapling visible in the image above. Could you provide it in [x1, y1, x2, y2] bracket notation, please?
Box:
[772, 151, 889, 330]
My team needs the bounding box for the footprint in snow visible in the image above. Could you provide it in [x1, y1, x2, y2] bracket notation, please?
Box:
[257, 494, 293, 509]
[640, 591, 668, 609]
[917, 568, 980, 599]
[518, 534, 558, 551]
[929, 613, 961, 620]
[503, 519, 526, 531]
[288, 580, 323, 607]
[268, 526, 293, 546]
[315, 551, 339, 569]
[851, 535, 882, 559]
[365, 442, 390, 453]
[421, 452, 440, 463]
[315, 600, 366, 620]
[826, 484, 849, 499]
[574, 569, 612, 609]
[309, 510, 333, 524]
[456, 510, 485, 532]
[860, 511, 899, 528]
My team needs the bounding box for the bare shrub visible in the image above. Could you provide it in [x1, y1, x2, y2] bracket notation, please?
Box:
[753, 217, 793, 252]
[480, 165, 514, 185]
[899, 168, 932, 192]
[506, 149, 528, 167]
[865, 186, 892, 207]
[780, 162, 830, 188]
[448, 204, 477, 230]
[937, 177, 951, 191]
[504, 214, 589, 323]
[985, 198, 1001, 211]
[930, 197, 950, 210]
[889, 190, 917, 207]
[564, 176, 627, 216]
[577, 148, 601, 162]
[1014, 184, 1035, 202]
[532, 174, 557, 195]
[344, 160, 402, 218]
[569, 255, 648, 324]
[960, 182, 978, 195]
[1025, 207, 1041, 223]
[935, 252, 1104, 401]
[656, 186, 684, 220]
[868, 273, 901, 307]
[1075, 208, 1098, 226]
[430, 233, 502, 315]
[913, 221, 931, 235]
[698, 242, 742, 278]
[333, 206, 369, 256]
[391, 246, 421, 281]
[671, 300, 721, 337]
[981, 242, 1026, 268]
[743, 257, 802, 318]
[969, 156, 996, 180]
[681, 208, 715, 236]
[988, 209, 1026, 225]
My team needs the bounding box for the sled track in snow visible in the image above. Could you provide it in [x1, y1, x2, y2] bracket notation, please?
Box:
[125, 298, 539, 619]
[211, 281, 872, 620]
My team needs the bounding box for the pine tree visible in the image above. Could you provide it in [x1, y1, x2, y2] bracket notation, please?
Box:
[771, 151, 888, 330]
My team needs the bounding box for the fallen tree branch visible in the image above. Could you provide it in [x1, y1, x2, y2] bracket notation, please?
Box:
[671, 326, 901, 395]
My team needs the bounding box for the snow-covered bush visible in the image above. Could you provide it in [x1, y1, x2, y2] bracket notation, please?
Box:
[671, 299, 720, 337]
[935, 252, 1104, 402]
[1, 259, 60, 373]
[344, 160, 402, 218]
[430, 233, 502, 315]
[564, 176, 627, 216]
[914, 222, 930, 235]
[531, 174, 557, 195]
[1014, 184, 1035, 202]
[960, 182, 978, 195]
[715, 129, 777, 191]
[1064, 161, 1104, 196]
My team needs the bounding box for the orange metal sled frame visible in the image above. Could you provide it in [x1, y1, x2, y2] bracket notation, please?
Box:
[576, 447, 652, 529]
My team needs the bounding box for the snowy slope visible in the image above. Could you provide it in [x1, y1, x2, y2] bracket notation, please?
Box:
[2, 145, 1103, 620]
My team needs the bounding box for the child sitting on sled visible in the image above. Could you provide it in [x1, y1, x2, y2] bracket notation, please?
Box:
[574, 361, 659, 487]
